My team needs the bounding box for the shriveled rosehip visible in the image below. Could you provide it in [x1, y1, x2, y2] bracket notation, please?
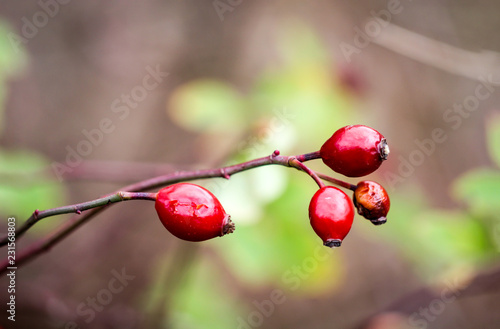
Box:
[309, 186, 354, 247]
[353, 180, 390, 225]
[155, 183, 234, 242]
[320, 125, 389, 177]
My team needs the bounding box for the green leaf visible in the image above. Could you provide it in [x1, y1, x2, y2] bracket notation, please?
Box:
[371, 187, 493, 278]
[451, 168, 500, 216]
[167, 79, 246, 133]
[409, 210, 490, 275]
[486, 112, 500, 168]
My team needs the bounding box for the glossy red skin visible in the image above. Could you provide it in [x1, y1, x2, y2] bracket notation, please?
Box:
[353, 181, 390, 225]
[309, 186, 354, 247]
[155, 183, 229, 242]
[320, 125, 386, 177]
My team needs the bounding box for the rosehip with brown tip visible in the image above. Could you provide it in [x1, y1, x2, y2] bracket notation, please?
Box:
[155, 183, 234, 242]
[309, 186, 354, 247]
[353, 180, 390, 225]
[320, 125, 389, 177]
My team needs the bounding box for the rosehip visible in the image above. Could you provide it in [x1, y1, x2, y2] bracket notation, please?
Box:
[320, 125, 389, 177]
[309, 186, 354, 247]
[353, 180, 390, 225]
[155, 183, 234, 242]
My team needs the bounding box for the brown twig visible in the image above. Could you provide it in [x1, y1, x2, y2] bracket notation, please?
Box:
[0, 192, 157, 246]
[1, 150, 349, 273]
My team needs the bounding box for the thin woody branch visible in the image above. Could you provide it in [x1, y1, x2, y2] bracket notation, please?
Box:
[0, 192, 157, 246]
[2, 151, 355, 273]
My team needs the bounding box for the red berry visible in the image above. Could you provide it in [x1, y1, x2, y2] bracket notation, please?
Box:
[353, 181, 390, 225]
[309, 186, 354, 247]
[155, 183, 234, 242]
[320, 125, 389, 177]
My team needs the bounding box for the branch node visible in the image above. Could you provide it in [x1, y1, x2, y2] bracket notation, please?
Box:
[287, 156, 297, 167]
[220, 168, 230, 180]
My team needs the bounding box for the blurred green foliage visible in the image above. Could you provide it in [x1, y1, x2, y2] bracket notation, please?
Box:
[167, 22, 354, 157]
[377, 113, 500, 281]
[169, 257, 244, 329]
[451, 112, 500, 252]
[1, 15, 499, 328]
[163, 21, 500, 328]
[0, 150, 65, 219]
[168, 79, 246, 134]
[0, 21, 27, 135]
[0, 21, 64, 231]
[214, 177, 343, 294]
[162, 22, 357, 329]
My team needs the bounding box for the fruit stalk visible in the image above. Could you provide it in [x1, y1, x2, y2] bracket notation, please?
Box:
[316, 172, 357, 191]
[288, 157, 325, 188]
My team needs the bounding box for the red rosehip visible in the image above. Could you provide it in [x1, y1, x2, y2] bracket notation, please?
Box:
[309, 186, 354, 247]
[320, 125, 389, 177]
[353, 181, 390, 225]
[155, 183, 234, 242]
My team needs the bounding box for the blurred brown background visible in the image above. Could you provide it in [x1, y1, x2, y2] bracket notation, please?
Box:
[0, 1, 500, 328]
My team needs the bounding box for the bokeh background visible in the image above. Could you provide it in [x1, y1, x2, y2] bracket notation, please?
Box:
[1, 1, 500, 328]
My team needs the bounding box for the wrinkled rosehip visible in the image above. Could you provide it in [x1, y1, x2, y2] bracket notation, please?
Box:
[353, 181, 390, 225]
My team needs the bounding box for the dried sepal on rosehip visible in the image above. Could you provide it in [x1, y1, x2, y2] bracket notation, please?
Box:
[353, 181, 390, 225]
[309, 186, 354, 247]
[320, 125, 389, 177]
[155, 183, 234, 242]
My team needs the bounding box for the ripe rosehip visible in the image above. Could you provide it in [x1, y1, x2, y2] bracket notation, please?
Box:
[353, 180, 390, 225]
[320, 125, 389, 177]
[309, 186, 354, 247]
[155, 183, 234, 242]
